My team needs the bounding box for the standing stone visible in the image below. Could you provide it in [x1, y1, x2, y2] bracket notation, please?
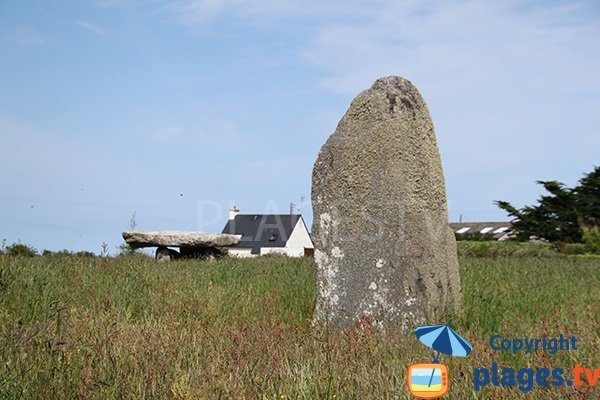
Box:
[312, 76, 461, 329]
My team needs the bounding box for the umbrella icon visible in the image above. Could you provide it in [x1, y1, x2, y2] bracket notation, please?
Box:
[414, 324, 473, 389]
[415, 324, 473, 362]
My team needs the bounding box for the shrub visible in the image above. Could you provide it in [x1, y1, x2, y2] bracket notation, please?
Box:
[74, 251, 97, 258]
[6, 243, 37, 257]
[456, 241, 559, 258]
[42, 249, 72, 256]
[41, 249, 97, 257]
[554, 242, 587, 255]
[583, 227, 600, 254]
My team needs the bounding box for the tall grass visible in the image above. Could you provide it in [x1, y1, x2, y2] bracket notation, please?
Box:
[0, 253, 598, 399]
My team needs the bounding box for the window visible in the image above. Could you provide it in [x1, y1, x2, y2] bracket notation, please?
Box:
[456, 227, 470, 234]
[480, 227, 494, 234]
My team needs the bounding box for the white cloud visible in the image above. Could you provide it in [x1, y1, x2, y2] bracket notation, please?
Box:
[75, 21, 106, 35]
[157, 1, 600, 95]
[302, 1, 600, 94]
[293, 0, 600, 167]
[161, 0, 387, 22]
[166, 0, 229, 20]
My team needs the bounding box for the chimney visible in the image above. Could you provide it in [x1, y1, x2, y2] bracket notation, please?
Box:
[229, 206, 239, 220]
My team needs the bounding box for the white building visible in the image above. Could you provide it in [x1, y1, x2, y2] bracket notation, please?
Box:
[449, 221, 513, 241]
[221, 207, 314, 257]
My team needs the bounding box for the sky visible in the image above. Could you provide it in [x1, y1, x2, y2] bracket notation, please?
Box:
[1, 0, 599, 254]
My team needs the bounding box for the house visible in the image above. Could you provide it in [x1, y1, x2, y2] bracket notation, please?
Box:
[221, 207, 314, 257]
[449, 221, 513, 241]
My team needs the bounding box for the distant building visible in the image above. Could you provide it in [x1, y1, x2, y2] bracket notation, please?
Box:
[221, 207, 314, 257]
[449, 221, 513, 241]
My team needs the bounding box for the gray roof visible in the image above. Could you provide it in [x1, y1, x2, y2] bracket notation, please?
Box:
[449, 221, 512, 239]
[221, 214, 302, 254]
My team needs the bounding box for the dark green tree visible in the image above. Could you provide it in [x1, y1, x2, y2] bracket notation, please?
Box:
[495, 166, 600, 243]
[573, 166, 600, 229]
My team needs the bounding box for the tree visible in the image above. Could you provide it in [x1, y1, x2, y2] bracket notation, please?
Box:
[495, 166, 600, 243]
[573, 166, 600, 229]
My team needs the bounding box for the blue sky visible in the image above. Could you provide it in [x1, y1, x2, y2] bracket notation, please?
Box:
[1, 0, 599, 254]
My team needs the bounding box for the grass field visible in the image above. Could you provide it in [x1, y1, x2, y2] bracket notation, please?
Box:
[0, 249, 598, 399]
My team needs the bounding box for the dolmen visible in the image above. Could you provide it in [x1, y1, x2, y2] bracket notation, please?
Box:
[121, 231, 242, 261]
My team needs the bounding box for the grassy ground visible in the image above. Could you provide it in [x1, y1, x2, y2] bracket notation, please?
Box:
[0, 251, 598, 399]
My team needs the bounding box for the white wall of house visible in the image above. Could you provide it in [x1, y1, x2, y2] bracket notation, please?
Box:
[286, 217, 314, 253]
[259, 247, 304, 257]
[228, 248, 255, 258]
[261, 247, 290, 256]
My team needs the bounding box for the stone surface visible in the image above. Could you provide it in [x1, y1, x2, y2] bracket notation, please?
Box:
[122, 231, 241, 249]
[311, 76, 461, 329]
